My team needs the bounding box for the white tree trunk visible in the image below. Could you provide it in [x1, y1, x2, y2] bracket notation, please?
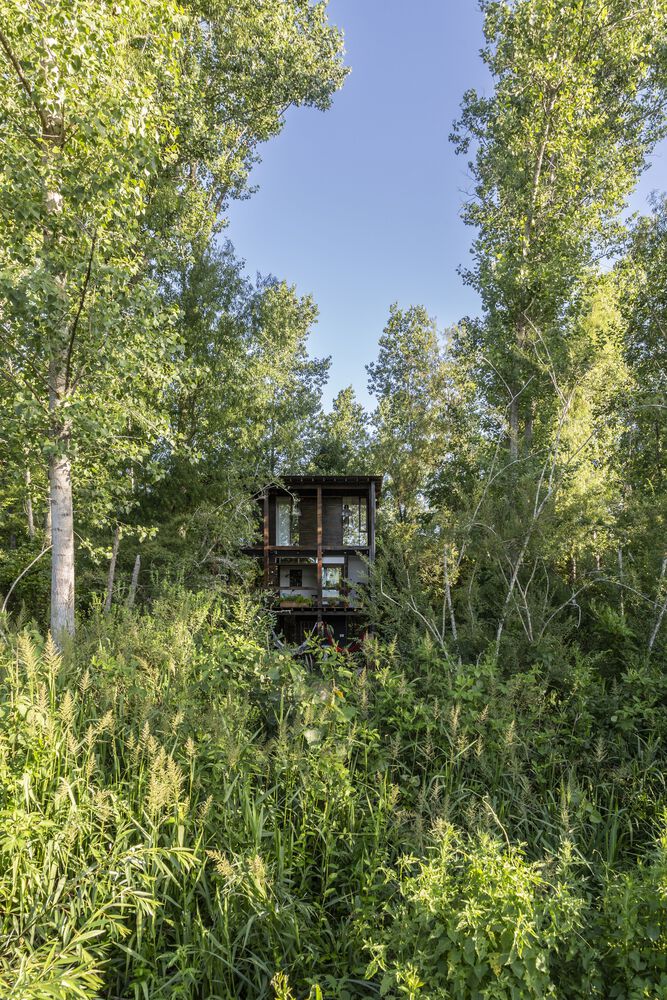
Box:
[127, 554, 141, 608]
[44, 502, 51, 546]
[649, 556, 667, 654]
[49, 451, 75, 641]
[104, 525, 121, 613]
[40, 40, 73, 644]
[509, 393, 519, 463]
[25, 467, 35, 540]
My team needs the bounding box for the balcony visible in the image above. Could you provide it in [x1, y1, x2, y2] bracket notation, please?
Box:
[274, 586, 361, 613]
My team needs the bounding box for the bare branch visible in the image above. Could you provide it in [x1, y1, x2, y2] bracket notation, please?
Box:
[1, 545, 52, 614]
[649, 556, 667, 654]
[0, 29, 48, 134]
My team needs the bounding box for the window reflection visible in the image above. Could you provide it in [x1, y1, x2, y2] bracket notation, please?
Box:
[322, 566, 342, 590]
[276, 496, 300, 545]
[342, 496, 368, 546]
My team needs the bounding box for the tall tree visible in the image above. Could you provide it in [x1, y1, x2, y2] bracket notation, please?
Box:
[620, 197, 667, 500]
[452, 0, 667, 462]
[164, 246, 330, 479]
[251, 279, 331, 475]
[367, 304, 450, 523]
[124, 248, 331, 590]
[0, 0, 346, 639]
[310, 386, 371, 474]
[614, 197, 667, 645]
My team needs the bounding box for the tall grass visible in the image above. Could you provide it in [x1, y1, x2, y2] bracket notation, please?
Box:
[1, 594, 666, 997]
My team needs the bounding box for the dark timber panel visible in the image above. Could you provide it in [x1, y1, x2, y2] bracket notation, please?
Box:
[299, 497, 317, 546]
[249, 478, 381, 635]
[316, 486, 323, 618]
[268, 495, 276, 546]
[323, 497, 343, 547]
[369, 481, 376, 563]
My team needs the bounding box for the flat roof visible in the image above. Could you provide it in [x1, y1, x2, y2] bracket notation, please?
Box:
[280, 474, 383, 497]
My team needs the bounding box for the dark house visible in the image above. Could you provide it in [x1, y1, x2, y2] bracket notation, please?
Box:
[250, 475, 382, 644]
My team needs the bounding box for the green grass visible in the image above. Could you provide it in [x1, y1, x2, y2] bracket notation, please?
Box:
[1, 593, 667, 998]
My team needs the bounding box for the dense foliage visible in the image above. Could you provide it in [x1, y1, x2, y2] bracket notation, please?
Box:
[2, 0, 667, 996]
[2, 598, 667, 998]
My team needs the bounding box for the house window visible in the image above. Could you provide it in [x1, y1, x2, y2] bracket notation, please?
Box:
[276, 496, 300, 546]
[322, 566, 342, 591]
[342, 496, 368, 546]
[289, 568, 303, 589]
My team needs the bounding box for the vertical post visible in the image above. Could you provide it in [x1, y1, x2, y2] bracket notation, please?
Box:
[104, 524, 121, 613]
[25, 466, 35, 540]
[316, 486, 323, 621]
[369, 480, 376, 564]
[263, 491, 270, 588]
[127, 554, 141, 608]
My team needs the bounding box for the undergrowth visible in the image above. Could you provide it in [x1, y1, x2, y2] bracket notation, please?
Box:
[1, 591, 667, 998]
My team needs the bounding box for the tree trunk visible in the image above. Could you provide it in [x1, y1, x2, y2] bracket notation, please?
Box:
[509, 391, 519, 463]
[104, 524, 121, 613]
[44, 499, 52, 546]
[649, 555, 667, 654]
[510, 100, 554, 466]
[524, 399, 535, 451]
[49, 450, 75, 641]
[48, 339, 74, 642]
[40, 41, 72, 643]
[127, 554, 141, 608]
[617, 546, 625, 621]
[25, 467, 35, 540]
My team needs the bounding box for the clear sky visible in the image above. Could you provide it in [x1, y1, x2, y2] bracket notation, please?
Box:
[224, 0, 667, 409]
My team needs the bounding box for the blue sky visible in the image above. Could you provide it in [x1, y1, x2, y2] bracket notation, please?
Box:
[225, 1, 667, 409]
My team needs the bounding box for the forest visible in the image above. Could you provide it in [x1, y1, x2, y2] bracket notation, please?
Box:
[1, 1, 667, 997]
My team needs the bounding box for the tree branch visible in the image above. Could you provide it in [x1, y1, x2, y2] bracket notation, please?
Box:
[64, 231, 97, 394]
[0, 29, 48, 133]
[1, 544, 52, 614]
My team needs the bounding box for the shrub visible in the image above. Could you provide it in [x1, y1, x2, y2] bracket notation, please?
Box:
[599, 823, 667, 999]
[1, 599, 667, 998]
[366, 825, 589, 999]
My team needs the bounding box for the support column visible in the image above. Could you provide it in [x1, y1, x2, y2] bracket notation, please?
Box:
[369, 480, 376, 564]
[316, 486, 323, 623]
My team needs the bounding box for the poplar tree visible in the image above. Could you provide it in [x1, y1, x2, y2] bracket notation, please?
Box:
[0, 0, 345, 640]
[452, 0, 667, 461]
[367, 304, 450, 524]
[311, 386, 371, 475]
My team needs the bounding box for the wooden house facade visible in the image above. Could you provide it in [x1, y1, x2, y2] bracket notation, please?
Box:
[250, 475, 381, 644]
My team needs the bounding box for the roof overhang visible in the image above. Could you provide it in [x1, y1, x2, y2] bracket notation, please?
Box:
[279, 474, 383, 499]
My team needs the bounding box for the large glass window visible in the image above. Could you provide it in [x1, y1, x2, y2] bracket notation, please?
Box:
[342, 496, 368, 546]
[276, 496, 300, 546]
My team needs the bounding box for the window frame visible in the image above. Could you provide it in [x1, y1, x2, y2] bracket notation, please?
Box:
[342, 495, 368, 547]
[276, 495, 300, 546]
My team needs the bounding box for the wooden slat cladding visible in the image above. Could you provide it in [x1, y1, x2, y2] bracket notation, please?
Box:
[299, 497, 317, 546]
[268, 495, 276, 546]
[324, 497, 343, 547]
[263, 485, 374, 549]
